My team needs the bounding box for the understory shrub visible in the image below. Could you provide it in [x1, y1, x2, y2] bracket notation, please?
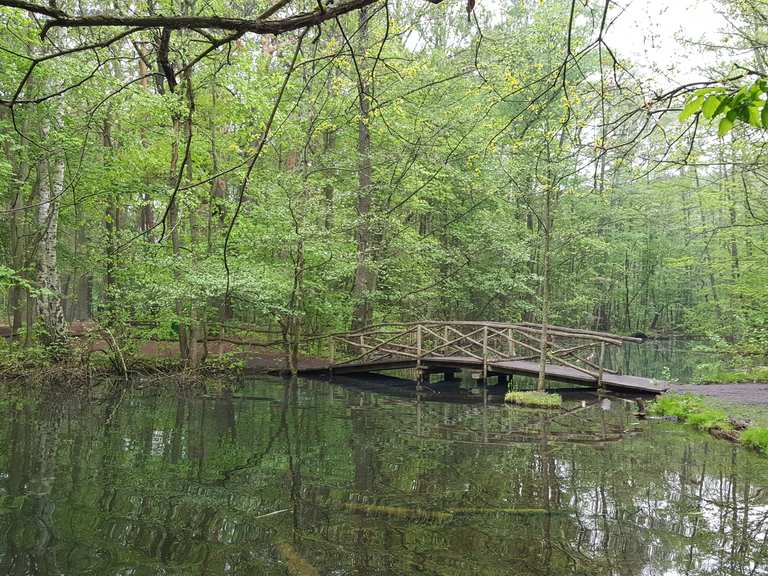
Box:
[650, 394, 730, 431]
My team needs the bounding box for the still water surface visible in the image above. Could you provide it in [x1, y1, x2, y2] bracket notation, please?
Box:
[1, 375, 767, 575]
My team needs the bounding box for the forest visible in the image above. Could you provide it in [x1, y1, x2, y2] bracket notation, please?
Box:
[1, 0, 768, 376]
[6, 3, 768, 575]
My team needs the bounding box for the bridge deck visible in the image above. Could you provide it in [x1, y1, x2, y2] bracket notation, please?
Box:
[300, 356, 668, 394]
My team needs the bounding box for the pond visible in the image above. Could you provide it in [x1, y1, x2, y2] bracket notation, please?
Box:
[1, 376, 767, 575]
[604, 337, 711, 383]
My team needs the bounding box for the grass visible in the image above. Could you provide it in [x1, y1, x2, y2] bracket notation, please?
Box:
[649, 394, 731, 431]
[649, 393, 768, 456]
[740, 427, 768, 454]
[685, 408, 732, 432]
[504, 390, 562, 408]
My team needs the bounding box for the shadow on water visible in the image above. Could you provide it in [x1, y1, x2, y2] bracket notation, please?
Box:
[1, 375, 767, 575]
[330, 371, 619, 405]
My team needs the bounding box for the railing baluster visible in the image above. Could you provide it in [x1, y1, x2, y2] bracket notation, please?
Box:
[416, 324, 423, 387]
[597, 341, 605, 390]
[417, 324, 422, 368]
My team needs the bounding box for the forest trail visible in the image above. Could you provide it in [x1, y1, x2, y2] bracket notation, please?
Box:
[671, 384, 768, 406]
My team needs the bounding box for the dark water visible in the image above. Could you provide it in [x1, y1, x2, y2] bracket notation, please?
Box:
[1, 376, 767, 576]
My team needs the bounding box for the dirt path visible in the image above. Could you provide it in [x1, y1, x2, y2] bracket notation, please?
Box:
[671, 383, 768, 406]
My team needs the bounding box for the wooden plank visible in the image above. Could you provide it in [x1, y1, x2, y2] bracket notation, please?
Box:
[599, 372, 669, 392]
[489, 360, 596, 383]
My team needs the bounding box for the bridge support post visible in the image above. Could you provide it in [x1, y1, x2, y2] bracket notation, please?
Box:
[482, 325, 488, 381]
[597, 342, 605, 390]
[329, 336, 335, 374]
[507, 328, 515, 358]
[416, 324, 423, 389]
[416, 369, 428, 390]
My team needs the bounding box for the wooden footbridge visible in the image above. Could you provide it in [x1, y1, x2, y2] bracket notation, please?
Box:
[300, 321, 669, 394]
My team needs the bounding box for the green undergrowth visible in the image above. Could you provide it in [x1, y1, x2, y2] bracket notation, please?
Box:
[650, 393, 768, 456]
[0, 338, 245, 384]
[0, 341, 53, 373]
[693, 364, 768, 384]
[650, 394, 731, 431]
[740, 427, 768, 454]
[504, 390, 562, 408]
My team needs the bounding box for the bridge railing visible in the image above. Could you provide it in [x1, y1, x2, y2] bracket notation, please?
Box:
[329, 321, 641, 384]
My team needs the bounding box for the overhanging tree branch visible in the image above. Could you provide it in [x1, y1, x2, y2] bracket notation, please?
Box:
[0, 0, 66, 18]
[0, 0, 445, 37]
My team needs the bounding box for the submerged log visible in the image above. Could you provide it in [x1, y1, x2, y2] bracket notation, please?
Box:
[275, 542, 320, 576]
[449, 507, 570, 516]
[344, 502, 452, 521]
[710, 427, 741, 443]
[341, 502, 571, 521]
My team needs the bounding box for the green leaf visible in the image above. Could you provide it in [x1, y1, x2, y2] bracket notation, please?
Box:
[748, 105, 762, 128]
[718, 117, 734, 137]
[713, 98, 730, 118]
[701, 95, 722, 119]
[762, 100, 768, 128]
[679, 97, 704, 122]
[738, 106, 752, 123]
[693, 87, 726, 97]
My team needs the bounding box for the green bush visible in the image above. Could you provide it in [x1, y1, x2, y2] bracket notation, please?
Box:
[686, 408, 731, 431]
[650, 394, 705, 419]
[204, 352, 245, 372]
[504, 391, 562, 408]
[650, 394, 730, 431]
[652, 395, 768, 458]
[0, 342, 51, 373]
[740, 427, 768, 454]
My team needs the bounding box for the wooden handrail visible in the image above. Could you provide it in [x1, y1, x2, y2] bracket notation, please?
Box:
[328, 320, 635, 382]
[338, 321, 639, 343]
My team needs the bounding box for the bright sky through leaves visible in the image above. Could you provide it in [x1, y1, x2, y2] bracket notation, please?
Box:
[608, 0, 729, 87]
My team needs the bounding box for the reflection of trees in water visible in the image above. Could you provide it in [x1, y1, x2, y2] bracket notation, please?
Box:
[604, 338, 706, 382]
[1, 380, 767, 575]
[2, 393, 71, 575]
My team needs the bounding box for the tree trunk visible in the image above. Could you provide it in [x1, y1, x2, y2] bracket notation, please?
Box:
[351, 6, 376, 330]
[169, 113, 191, 364]
[103, 116, 119, 323]
[4, 129, 27, 340]
[537, 187, 552, 392]
[36, 128, 69, 351]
